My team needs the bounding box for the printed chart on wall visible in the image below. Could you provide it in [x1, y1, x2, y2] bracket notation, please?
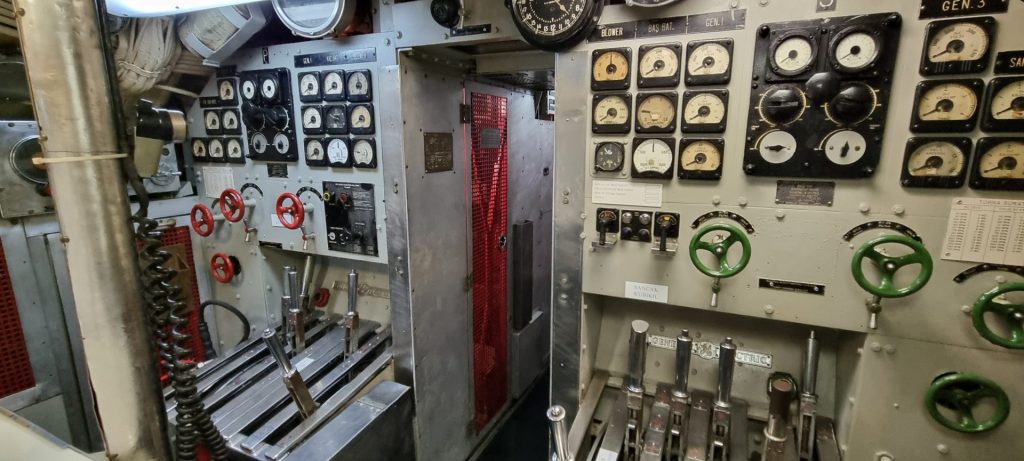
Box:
[940, 198, 1024, 266]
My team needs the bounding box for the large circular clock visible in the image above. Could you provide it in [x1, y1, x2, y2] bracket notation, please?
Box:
[509, 0, 603, 52]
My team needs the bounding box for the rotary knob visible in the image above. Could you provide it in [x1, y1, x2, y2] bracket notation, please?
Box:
[827, 83, 875, 125]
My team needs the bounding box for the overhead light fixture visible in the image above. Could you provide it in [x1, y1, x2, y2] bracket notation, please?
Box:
[105, 0, 267, 18]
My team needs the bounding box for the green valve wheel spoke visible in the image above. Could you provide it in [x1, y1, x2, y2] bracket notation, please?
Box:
[688, 223, 751, 279]
[850, 234, 933, 298]
[972, 282, 1024, 349]
[925, 373, 1010, 433]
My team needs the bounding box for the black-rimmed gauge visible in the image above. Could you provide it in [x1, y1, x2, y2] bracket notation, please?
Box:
[685, 39, 733, 86]
[241, 77, 258, 102]
[981, 77, 1024, 132]
[510, 0, 603, 52]
[325, 105, 348, 135]
[900, 137, 971, 188]
[824, 82, 877, 126]
[204, 110, 222, 135]
[757, 85, 807, 126]
[305, 138, 326, 166]
[209, 139, 225, 162]
[594, 142, 625, 173]
[920, 17, 994, 76]
[635, 92, 677, 134]
[682, 89, 728, 133]
[353, 139, 377, 168]
[226, 139, 244, 163]
[299, 72, 322, 103]
[821, 129, 867, 166]
[591, 48, 631, 91]
[218, 79, 237, 103]
[631, 137, 675, 179]
[770, 34, 816, 77]
[970, 138, 1024, 190]
[592, 93, 631, 134]
[638, 43, 681, 88]
[323, 71, 346, 101]
[678, 138, 723, 180]
[272, 133, 290, 155]
[348, 104, 375, 135]
[828, 28, 881, 74]
[251, 133, 268, 156]
[222, 109, 241, 135]
[260, 75, 280, 102]
[327, 138, 351, 167]
[755, 130, 797, 164]
[910, 79, 983, 133]
[302, 106, 324, 135]
[191, 139, 208, 160]
[346, 70, 372, 102]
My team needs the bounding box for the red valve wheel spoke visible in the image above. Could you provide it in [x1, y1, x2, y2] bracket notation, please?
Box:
[220, 188, 246, 222]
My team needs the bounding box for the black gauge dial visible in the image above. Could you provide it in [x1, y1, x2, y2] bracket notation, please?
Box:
[682, 89, 728, 133]
[592, 93, 632, 134]
[981, 77, 1024, 133]
[901, 137, 971, 189]
[686, 39, 733, 85]
[638, 43, 681, 88]
[678, 138, 724, 180]
[970, 138, 1024, 190]
[594, 142, 625, 172]
[591, 48, 631, 91]
[635, 92, 677, 134]
[325, 106, 348, 135]
[770, 33, 817, 77]
[920, 17, 995, 76]
[910, 79, 983, 133]
[510, 0, 602, 52]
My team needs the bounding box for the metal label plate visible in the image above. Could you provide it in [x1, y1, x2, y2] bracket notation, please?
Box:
[775, 180, 835, 207]
[294, 48, 377, 68]
[267, 163, 289, 178]
[994, 50, 1024, 74]
[758, 278, 826, 295]
[648, 335, 773, 369]
[919, 0, 1008, 19]
[450, 24, 492, 37]
[424, 132, 454, 173]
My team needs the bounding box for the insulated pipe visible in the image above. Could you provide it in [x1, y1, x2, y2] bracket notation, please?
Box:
[12, 0, 172, 459]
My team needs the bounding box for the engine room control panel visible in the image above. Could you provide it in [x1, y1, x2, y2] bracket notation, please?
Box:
[322, 181, 379, 256]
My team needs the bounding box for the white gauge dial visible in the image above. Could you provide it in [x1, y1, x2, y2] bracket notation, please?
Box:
[593, 50, 630, 82]
[632, 138, 673, 174]
[347, 72, 370, 97]
[991, 80, 1024, 120]
[350, 105, 373, 129]
[822, 130, 866, 165]
[241, 80, 257, 100]
[636, 94, 676, 130]
[251, 133, 268, 154]
[918, 83, 977, 121]
[209, 139, 224, 159]
[833, 31, 879, 72]
[227, 139, 243, 159]
[681, 141, 722, 171]
[908, 141, 965, 177]
[327, 139, 349, 164]
[353, 140, 375, 165]
[324, 72, 344, 97]
[302, 107, 322, 130]
[688, 42, 731, 76]
[300, 74, 320, 97]
[773, 36, 814, 75]
[594, 96, 629, 125]
[306, 139, 325, 161]
[928, 22, 989, 63]
[684, 93, 726, 124]
[204, 111, 221, 131]
[639, 46, 679, 79]
[191, 139, 207, 158]
[219, 80, 235, 100]
[260, 77, 279, 100]
[273, 133, 290, 154]
[222, 111, 239, 131]
[757, 130, 797, 164]
[979, 141, 1024, 179]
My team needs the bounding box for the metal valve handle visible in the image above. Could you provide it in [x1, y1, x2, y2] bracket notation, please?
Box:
[220, 188, 247, 223]
[850, 234, 933, 298]
[972, 283, 1024, 349]
[689, 223, 752, 278]
[190, 203, 216, 237]
[925, 372, 1010, 433]
[210, 252, 235, 284]
[276, 192, 305, 230]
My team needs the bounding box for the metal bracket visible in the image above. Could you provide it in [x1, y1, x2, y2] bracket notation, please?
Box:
[460, 103, 472, 123]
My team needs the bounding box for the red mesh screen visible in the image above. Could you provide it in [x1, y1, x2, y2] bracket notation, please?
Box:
[470, 92, 509, 430]
[159, 226, 205, 362]
[0, 240, 36, 398]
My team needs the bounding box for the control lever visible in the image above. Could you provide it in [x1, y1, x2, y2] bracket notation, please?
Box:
[639, 385, 672, 461]
[709, 337, 736, 460]
[658, 219, 670, 253]
[547, 405, 573, 461]
[343, 270, 361, 356]
[798, 331, 820, 460]
[280, 266, 296, 342]
[593, 209, 619, 250]
[284, 267, 306, 352]
[261, 329, 317, 419]
[298, 255, 316, 313]
[625, 320, 649, 459]
[669, 330, 692, 459]
[763, 377, 795, 461]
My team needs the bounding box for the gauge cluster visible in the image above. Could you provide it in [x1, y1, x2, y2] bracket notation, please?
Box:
[193, 78, 246, 164]
[299, 69, 377, 169]
[239, 68, 298, 161]
[743, 13, 902, 178]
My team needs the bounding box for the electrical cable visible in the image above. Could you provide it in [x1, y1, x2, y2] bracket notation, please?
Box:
[198, 300, 252, 359]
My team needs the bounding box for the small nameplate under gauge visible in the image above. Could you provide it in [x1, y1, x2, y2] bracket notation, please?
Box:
[267, 163, 289, 178]
[776, 180, 835, 207]
[843, 221, 923, 242]
[759, 278, 826, 295]
[295, 48, 377, 68]
[648, 335, 773, 369]
[953, 264, 1024, 283]
[450, 24, 491, 37]
[690, 211, 755, 233]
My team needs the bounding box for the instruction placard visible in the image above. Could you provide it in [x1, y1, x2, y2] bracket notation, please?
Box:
[201, 167, 234, 199]
[940, 198, 1024, 266]
[593, 180, 663, 208]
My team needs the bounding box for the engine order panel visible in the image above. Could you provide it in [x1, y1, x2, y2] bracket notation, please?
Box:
[322, 182, 379, 256]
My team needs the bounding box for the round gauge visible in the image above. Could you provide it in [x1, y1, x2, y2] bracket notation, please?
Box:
[219, 80, 235, 100]
[325, 106, 348, 131]
[594, 142, 625, 172]
[684, 92, 726, 124]
[191, 139, 207, 158]
[822, 130, 866, 165]
[300, 74, 321, 98]
[209, 139, 224, 159]
[271, 0, 355, 39]
[680, 141, 722, 171]
[302, 107, 322, 130]
[907, 141, 965, 177]
[757, 130, 797, 164]
[204, 111, 221, 131]
[991, 80, 1024, 120]
[978, 141, 1024, 179]
[273, 133, 290, 154]
[324, 72, 345, 97]
[593, 50, 629, 83]
[757, 85, 807, 126]
[241, 80, 257, 101]
[327, 139, 350, 165]
[831, 31, 880, 73]
[636, 94, 676, 130]
[510, 0, 601, 51]
[353, 139, 375, 165]
[772, 35, 815, 76]
[917, 82, 977, 121]
[306, 139, 325, 161]
[260, 77, 279, 100]
[639, 46, 679, 79]
[347, 72, 370, 98]
[227, 139, 243, 159]
[251, 133, 268, 154]
[593, 96, 629, 125]
[688, 42, 731, 76]
[222, 111, 239, 131]
[928, 22, 989, 63]
[350, 105, 373, 129]
[632, 138, 673, 174]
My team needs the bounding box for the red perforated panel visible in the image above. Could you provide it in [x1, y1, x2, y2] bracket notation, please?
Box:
[159, 226, 205, 362]
[0, 241, 36, 398]
[470, 92, 509, 431]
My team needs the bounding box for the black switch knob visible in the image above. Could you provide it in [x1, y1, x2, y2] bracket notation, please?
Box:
[828, 83, 875, 125]
[430, 0, 461, 28]
[658, 222, 670, 252]
[804, 72, 840, 105]
[638, 228, 651, 241]
[761, 87, 805, 125]
[621, 227, 634, 240]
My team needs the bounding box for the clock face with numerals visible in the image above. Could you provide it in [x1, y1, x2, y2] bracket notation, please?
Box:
[510, 0, 602, 51]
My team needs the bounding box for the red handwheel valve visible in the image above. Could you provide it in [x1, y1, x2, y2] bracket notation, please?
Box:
[190, 203, 217, 237]
[219, 188, 248, 223]
[210, 253, 239, 284]
[276, 192, 306, 230]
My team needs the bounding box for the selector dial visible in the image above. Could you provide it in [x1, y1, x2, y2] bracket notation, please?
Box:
[251, 133, 269, 154]
[758, 85, 807, 126]
[756, 129, 797, 164]
[273, 133, 290, 155]
[824, 82, 877, 125]
[772, 35, 815, 76]
[831, 30, 880, 73]
[908, 141, 965, 177]
[822, 129, 867, 166]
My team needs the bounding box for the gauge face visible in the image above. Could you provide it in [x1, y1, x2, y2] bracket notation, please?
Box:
[832, 31, 880, 72]
[928, 22, 989, 63]
[299, 73, 321, 101]
[978, 141, 1024, 179]
[594, 142, 625, 172]
[347, 71, 372, 101]
[191, 139, 207, 159]
[241, 79, 257, 101]
[327, 138, 350, 165]
[306, 139, 325, 161]
[636, 93, 676, 132]
[592, 94, 631, 133]
[686, 40, 732, 85]
[349, 105, 374, 134]
[325, 106, 348, 134]
[273, 133, 290, 154]
[219, 80, 235, 101]
[222, 111, 240, 133]
[353, 139, 376, 167]
[260, 77, 279, 100]
[680, 140, 722, 171]
[756, 129, 797, 164]
[822, 130, 866, 165]
[592, 49, 630, 88]
[251, 133, 268, 154]
[990, 80, 1024, 120]
[638, 45, 680, 87]
[226, 139, 243, 159]
[302, 106, 323, 131]
[772, 35, 815, 76]
[204, 111, 221, 132]
[323, 72, 345, 100]
[632, 138, 674, 178]
[916, 82, 978, 121]
[511, 0, 589, 38]
[907, 141, 965, 177]
[684, 92, 726, 124]
[209, 139, 224, 159]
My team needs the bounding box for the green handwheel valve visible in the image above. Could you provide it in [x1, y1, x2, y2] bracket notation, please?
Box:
[925, 373, 1010, 434]
[689, 223, 752, 307]
[850, 234, 933, 329]
[972, 283, 1024, 350]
